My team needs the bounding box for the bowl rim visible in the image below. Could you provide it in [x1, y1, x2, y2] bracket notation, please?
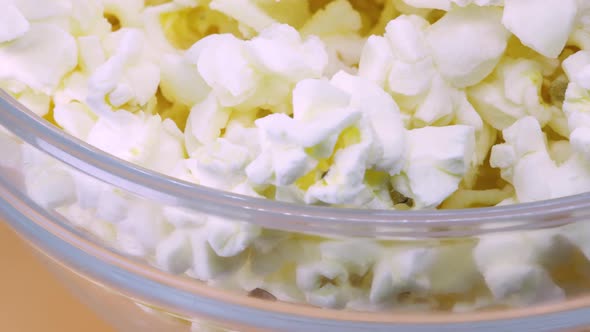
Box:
[2, 90, 590, 236]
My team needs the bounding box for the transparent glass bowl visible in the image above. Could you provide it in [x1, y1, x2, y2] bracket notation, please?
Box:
[3, 89, 590, 331]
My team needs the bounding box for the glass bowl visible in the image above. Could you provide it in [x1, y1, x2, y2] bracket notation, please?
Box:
[3, 89, 590, 331]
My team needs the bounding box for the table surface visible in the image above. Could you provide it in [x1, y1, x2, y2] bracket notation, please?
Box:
[0, 222, 114, 332]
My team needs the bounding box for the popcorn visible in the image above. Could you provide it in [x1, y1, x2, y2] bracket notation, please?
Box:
[502, 0, 578, 58]
[563, 51, 590, 162]
[117, 201, 170, 254]
[187, 24, 327, 111]
[305, 136, 371, 205]
[359, 14, 493, 132]
[427, 6, 510, 88]
[87, 112, 184, 175]
[184, 93, 231, 153]
[22, 145, 76, 209]
[0, 128, 22, 170]
[162, 206, 207, 229]
[86, 28, 160, 121]
[159, 53, 210, 107]
[490, 116, 590, 202]
[205, 216, 261, 258]
[209, 0, 279, 33]
[8, 0, 590, 315]
[569, 0, 590, 50]
[188, 138, 252, 190]
[331, 71, 406, 174]
[189, 229, 247, 281]
[299, 0, 364, 75]
[53, 102, 97, 140]
[473, 230, 568, 306]
[392, 125, 476, 208]
[247, 79, 360, 187]
[0, 1, 30, 43]
[0, 23, 77, 96]
[101, 0, 144, 27]
[468, 57, 556, 130]
[156, 230, 193, 274]
[296, 260, 351, 308]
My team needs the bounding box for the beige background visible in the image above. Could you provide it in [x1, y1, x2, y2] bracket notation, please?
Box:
[0, 222, 114, 332]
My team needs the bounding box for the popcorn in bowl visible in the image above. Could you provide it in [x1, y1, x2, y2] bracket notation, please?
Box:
[2, 0, 590, 314]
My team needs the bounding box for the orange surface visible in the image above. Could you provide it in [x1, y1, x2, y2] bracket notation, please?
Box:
[0, 222, 114, 332]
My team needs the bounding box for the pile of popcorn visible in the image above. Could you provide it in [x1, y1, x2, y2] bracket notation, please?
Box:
[2, 0, 590, 312]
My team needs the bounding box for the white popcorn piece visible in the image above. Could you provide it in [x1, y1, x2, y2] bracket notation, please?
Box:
[490, 117, 555, 202]
[548, 140, 574, 165]
[11, 0, 70, 21]
[156, 230, 193, 274]
[247, 79, 361, 187]
[142, 1, 189, 53]
[246, 24, 327, 82]
[393, 125, 476, 208]
[160, 53, 211, 107]
[563, 51, 590, 162]
[563, 51, 590, 90]
[162, 206, 207, 229]
[188, 33, 258, 107]
[13, 88, 51, 117]
[87, 112, 184, 175]
[117, 201, 169, 253]
[188, 138, 251, 190]
[468, 57, 555, 131]
[53, 72, 91, 107]
[187, 24, 328, 111]
[385, 15, 432, 93]
[319, 240, 381, 277]
[370, 248, 434, 305]
[205, 216, 261, 258]
[0, 1, 30, 43]
[331, 71, 407, 174]
[184, 93, 231, 153]
[358, 36, 394, 87]
[503, 0, 578, 58]
[473, 230, 569, 306]
[189, 229, 247, 281]
[24, 163, 76, 210]
[296, 260, 351, 308]
[298, 0, 363, 76]
[53, 102, 97, 140]
[427, 6, 510, 88]
[569, 0, 590, 50]
[248, 233, 298, 277]
[86, 28, 160, 120]
[209, 0, 277, 33]
[359, 15, 486, 129]
[0, 129, 22, 170]
[94, 188, 130, 224]
[491, 116, 590, 202]
[305, 131, 371, 205]
[0, 23, 77, 94]
[101, 0, 144, 27]
[484, 264, 565, 306]
[21, 145, 76, 210]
